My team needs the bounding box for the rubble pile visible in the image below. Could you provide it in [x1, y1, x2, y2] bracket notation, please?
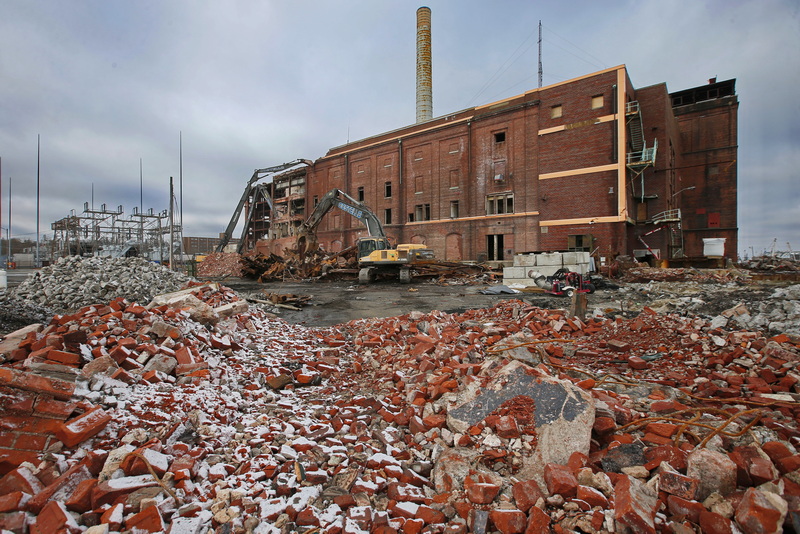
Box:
[741, 255, 800, 272]
[201, 248, 496, 284]
[709, 284, 800, 337]
[196, 253, 245, 278]
[240, 249, 335, 281]
[621, 267, 746, 284]
[0, 294, 55, 337]
[10, 256, 192, 313]
[1, 278, 800, 532]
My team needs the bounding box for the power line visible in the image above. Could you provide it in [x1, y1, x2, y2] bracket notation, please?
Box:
[466, 27, 538, 107]
[541, 23, 609, 70]
[465, 21, 611, 108]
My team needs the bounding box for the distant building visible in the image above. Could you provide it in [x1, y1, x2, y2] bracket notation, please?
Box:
[183, 236, 222, 255]
[250, 65, 737, 263]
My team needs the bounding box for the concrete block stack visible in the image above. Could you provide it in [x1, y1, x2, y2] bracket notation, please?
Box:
[503, 251, 591, 287]
[0, 272, 799, 532]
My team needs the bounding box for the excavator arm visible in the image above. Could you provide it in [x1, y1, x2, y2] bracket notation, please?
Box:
[216, 159, 312, 253]
[297, 189, 386, 259]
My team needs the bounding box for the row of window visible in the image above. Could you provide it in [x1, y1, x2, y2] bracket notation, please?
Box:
[550, 94, 604, 119]
[373, 194, 514, 224]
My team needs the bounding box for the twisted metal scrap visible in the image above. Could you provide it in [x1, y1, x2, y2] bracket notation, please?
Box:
[616, 407, 763, 449]
[129, 451, 183, 506]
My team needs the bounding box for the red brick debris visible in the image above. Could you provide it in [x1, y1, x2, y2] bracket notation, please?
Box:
[197, 253, 245, 278]
[0, 281, 799, 532]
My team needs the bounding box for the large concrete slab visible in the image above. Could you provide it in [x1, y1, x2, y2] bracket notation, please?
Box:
[446, 360, 594, 491]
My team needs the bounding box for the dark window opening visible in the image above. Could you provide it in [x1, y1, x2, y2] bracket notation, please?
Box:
[357, 186, 365, 202]
[494, 132, 506, 143]
[384, 209, 392, 225]
[385, 181, 392, 198]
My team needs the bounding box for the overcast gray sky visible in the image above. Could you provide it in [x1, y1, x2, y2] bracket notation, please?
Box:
[1, 0, 798, 258]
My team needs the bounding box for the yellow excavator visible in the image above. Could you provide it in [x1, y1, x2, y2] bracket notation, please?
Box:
[297, 189, 434, 283]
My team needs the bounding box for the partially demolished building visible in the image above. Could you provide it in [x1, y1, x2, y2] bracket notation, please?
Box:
[235, 7, 737, 265]
[249, 67, 737, 264]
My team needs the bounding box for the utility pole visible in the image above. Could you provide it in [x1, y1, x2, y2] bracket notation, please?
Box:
[139, 158, 144, 246]
[179, 132, 185, 264]
[8, 177, 11, 267]
[36, 135, 40, 267]
[0, 156, 3, 267]
[169, 177, 174, 270]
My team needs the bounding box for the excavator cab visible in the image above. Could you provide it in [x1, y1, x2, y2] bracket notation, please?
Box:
[357, 237, 391, 259]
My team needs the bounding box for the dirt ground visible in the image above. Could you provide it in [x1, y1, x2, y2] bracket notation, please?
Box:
[218, 278, 578, 326]
[216, 275, 787, 327]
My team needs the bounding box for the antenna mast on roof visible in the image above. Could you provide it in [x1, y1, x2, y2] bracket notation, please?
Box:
[538, 20, 543, 88]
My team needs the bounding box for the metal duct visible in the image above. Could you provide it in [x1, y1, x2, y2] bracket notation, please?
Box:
[416, 6, 432, 123]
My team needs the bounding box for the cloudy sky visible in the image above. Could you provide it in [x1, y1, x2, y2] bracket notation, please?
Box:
[1, 0, 798, 258]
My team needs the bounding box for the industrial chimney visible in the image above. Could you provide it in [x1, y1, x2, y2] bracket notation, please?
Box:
[416, 6, 432, 123]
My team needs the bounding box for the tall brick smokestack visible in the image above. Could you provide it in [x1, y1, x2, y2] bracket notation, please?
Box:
[416, 6, 432, 123]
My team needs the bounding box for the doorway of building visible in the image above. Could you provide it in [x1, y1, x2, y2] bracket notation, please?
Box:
[487, 234, 505, 261]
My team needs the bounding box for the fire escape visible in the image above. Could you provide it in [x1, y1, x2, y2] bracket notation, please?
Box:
[637, 209, 685, 260]
[626, 101, 683, 260]
[626, 101, 658, 188]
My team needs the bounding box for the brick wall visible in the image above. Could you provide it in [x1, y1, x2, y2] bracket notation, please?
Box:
[289, 67, 737, 263]
[673, 90, 739, 259]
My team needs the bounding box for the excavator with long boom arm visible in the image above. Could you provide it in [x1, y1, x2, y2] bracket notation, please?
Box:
[297, 189, 434, 283]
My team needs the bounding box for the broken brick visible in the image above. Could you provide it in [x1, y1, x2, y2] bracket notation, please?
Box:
[55, 406, 112, 448]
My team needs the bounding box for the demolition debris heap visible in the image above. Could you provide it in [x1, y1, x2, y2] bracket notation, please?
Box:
[11, 256, 192, 313]
[0, 262, 800, 532]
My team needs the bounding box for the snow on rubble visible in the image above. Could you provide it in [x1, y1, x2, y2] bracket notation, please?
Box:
[0, 278, 799, 533]
[10, 256, 193, 313]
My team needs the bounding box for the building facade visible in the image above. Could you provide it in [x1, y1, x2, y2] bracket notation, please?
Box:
[253, 65, 738, 263]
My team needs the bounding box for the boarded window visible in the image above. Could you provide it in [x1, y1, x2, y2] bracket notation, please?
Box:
[551, 105, 562, 119]
[449, 169, 460, 188]
[708, 212, 721, 228]
[591, 95, 604, 109]
[568, 234, 593, 251]
[450, 201, 459, 218]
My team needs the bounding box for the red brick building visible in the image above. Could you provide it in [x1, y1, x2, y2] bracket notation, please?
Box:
[256, 65, 737, 263]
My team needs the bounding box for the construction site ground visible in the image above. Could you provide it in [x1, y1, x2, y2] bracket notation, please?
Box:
[212, 275, 777, 328]
[3, 257, 800, 533]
